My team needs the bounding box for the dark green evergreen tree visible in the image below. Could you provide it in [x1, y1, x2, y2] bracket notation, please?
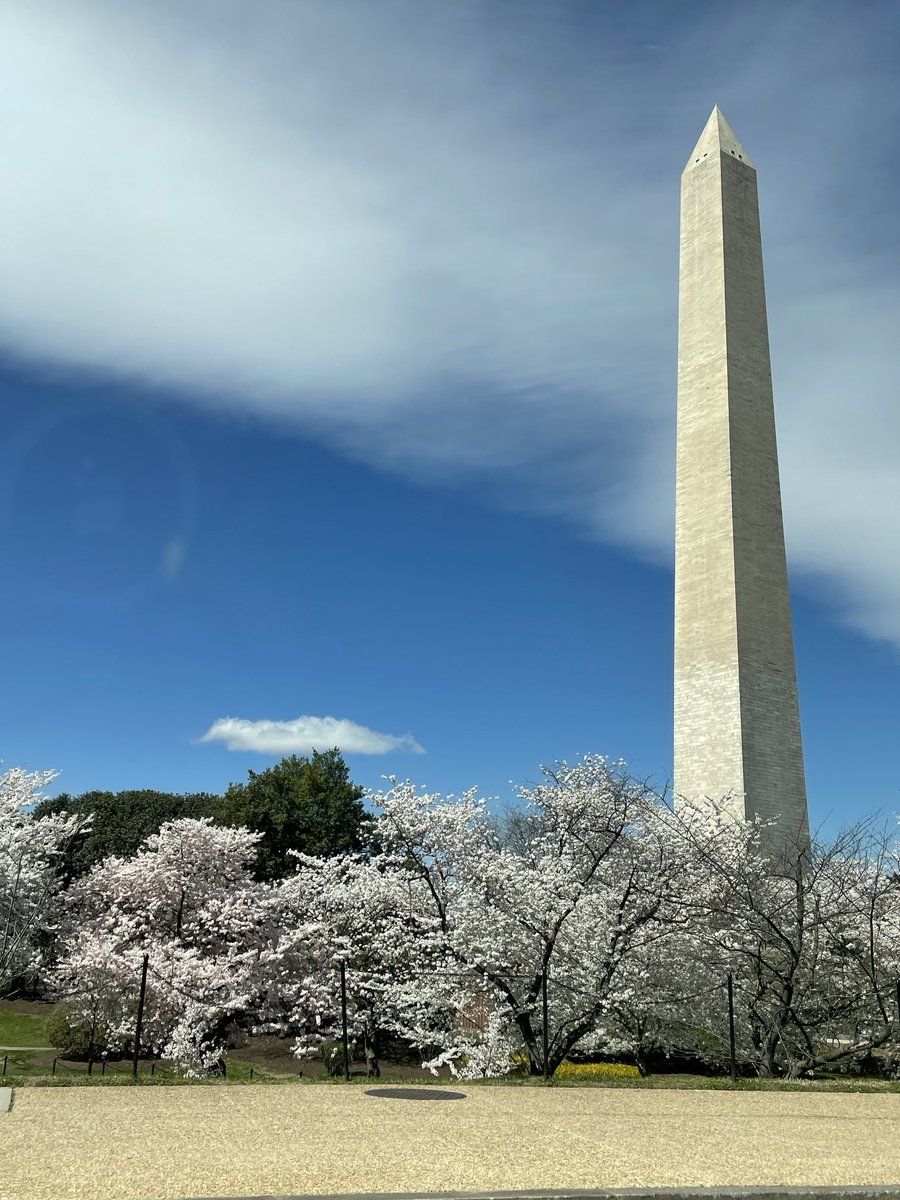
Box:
[30, 790, 221, 883]
[216, 748, 376, 881]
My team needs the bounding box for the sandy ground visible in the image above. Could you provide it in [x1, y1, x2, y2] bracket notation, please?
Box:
[4, 1084, 900, 1200]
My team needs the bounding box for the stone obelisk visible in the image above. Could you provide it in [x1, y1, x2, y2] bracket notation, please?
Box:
[674, 107, 811, 871]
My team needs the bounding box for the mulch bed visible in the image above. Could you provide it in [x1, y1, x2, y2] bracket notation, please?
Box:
[233, 1032, 459, 1081]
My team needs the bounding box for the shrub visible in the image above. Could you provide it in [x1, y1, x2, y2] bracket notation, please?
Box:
[507, 1051, 530, 1074]
[47, 1005, 110, 1059]
[220, 1020, 248, 1050]
[320, 1038, 347, 1077]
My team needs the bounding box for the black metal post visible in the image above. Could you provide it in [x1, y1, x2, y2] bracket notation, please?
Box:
[727, 972, 737, 1084]
[132, 953, 149, 1077]
[52, 1058, 57, 1076]
[250, 1067, 254, 1080]
[542, 967, 550, 1083]
[340, 959, 351, 1081]
[87, 1056, 94, 1076]
[151, 1060, 155, 1076]
[2, 1055, 6, 1077]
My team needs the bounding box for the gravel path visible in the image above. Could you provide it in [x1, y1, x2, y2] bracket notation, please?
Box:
[3, 1084, 900, 1200]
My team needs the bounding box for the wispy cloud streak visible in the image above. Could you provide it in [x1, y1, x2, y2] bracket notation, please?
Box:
[1, 0, 898, 644]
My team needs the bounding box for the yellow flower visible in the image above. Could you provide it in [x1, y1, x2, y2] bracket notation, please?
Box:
[554, 1061, 640, 1080]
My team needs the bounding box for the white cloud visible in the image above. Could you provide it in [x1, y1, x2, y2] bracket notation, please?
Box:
[161, 536, 186, 581]
[198, 715, 425, 757]
[1, 1, 899, 645]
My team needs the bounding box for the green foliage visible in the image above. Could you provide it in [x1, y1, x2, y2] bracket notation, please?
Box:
[216, 749, 376, 881]
[28, 751, 375, 887]
[320, 1038, 347, 1076]
[46, 1004, 110, 1058]
[30, 790, 222, 883]
[506, 1050, 530, 1074]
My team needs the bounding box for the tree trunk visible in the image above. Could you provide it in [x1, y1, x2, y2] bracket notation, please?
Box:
[364, 1018, 380, 1078]
[634, 1046, 651, 1077]
[633, 1015, 651, 1078]
[514, 1011, 542, 1076]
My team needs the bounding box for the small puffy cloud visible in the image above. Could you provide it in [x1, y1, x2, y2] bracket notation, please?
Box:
[198, 715, 425, 756]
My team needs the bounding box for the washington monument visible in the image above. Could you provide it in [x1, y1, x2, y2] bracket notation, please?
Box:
[674, 107, 811, 871]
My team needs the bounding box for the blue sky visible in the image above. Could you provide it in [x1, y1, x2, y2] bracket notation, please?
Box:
[2, 1, 898, 847]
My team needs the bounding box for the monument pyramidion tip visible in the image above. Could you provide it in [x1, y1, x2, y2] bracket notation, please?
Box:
[685, 106, 754, 170]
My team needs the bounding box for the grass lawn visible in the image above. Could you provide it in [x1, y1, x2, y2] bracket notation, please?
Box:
[3, 1044, 900, 1093]
[0, 1005, 50, 1046]
[3, 1000, 898, 1094]
[1, 1048, 265, 1086]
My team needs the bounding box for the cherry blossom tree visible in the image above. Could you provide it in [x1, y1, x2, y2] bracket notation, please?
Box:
[47, 757, 900, 1084]
[50, 817, 335, 1075]
[1, 767, 87, 991]
[278, 757, 723, 1080]
[279, 762, 900, 1082]
[646, 800, 900, 1079]
[275, 846, 442, 1072]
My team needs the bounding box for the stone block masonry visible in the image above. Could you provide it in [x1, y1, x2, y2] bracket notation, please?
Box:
[674, 108, 811, 870]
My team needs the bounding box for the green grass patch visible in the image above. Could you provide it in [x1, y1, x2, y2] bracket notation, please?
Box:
[0, 1007, 50, 1046]
[6, 1052, 900, 1092]
[2, 1049, 284, 1087]
[3, 1024, 898, 1095]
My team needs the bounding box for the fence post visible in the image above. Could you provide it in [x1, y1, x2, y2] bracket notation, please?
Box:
[151, 1060, 155, 1076]
[132, 953, 149, 1078]
[542, 967, 550, 1083]
[87, 1055, 94, 1076]
[727, 972, 737, 1085]
[52, 1057, 57, 1076]
[340, 958, 351, 1082]
[2, 1055, 6, 1077]
[250, 1067, 254, 1080]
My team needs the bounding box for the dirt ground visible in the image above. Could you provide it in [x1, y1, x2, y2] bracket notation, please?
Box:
[231, 1031, 460, 1081]
[7, 1080, 900, 1200]
[0, 997, 55, 1019]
